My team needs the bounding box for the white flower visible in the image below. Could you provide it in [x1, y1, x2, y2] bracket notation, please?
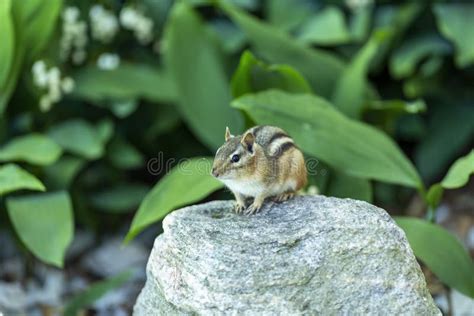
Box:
[31, 60, 75, 111]
[32, 61, 48, 88]
[97, 53, 120, 70]
[119, 7, 154, 45]
[60, 6, 88, 64]
[39, 95, 52, 112]
[62, 6, 80, 23]
[345, 0, 373, 10]
[89, 5, 118, 43]
[61, 77, 75, 93]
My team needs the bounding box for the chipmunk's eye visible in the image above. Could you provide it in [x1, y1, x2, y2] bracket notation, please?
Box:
[231, 154, 240, 163]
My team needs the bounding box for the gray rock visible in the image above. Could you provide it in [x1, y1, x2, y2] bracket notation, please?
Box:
[134, 196, 441, 315]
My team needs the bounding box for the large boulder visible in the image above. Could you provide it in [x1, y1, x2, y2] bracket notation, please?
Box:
[134, 196, 440, 315]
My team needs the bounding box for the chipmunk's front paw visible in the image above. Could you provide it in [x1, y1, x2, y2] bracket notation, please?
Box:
[244, 202, 262, 215]
[274, 192, 295, 202]
[234, 201, 246, 214]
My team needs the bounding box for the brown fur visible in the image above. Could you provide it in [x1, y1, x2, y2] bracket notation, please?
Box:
[211, 125, 308, 214]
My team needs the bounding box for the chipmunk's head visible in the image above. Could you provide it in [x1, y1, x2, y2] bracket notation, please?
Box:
[211, 127, 257, 180]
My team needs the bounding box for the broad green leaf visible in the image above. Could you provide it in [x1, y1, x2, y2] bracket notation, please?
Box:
[48, 119, 105, 160]
[0, 0, 14, 90]
[441, 150, 474, 189]
[390, 34, 451, 79]
[296, 6, 351, 45]
[125, 157, 224, 242]
[433, 4, 474, 67]
[89, 183, 150, 213]
[415, 104, 474, 182]
[64, 271, 132, 316]
[1, 0, 62, 113]
[22, 0, 62, 62]
[6, 191, 74, 267]
[231, 50, 312, 98]
[0, 163, 45, 195]
[219, 0, 345, 98]
[211, 19, 246, 53]
[0, 133, 62, 166]
[107, 137, 144, 170]
[95, 119, 115, 145]
[72, 63, 178, 104]
[264, 0, 314, 32]
[365, 99, 426, 133]
[349, 5, 372, 42]
[164, 2, 243, 149]
[331, 30, 390, 118]
[232, 90, 422, 188]
[43, 157, 85, 189]
[371, 3, 422, 71]
[395, 217, 474, 298]
[326, 171, 372, 202]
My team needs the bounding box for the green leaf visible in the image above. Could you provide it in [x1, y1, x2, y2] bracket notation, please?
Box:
[331, 30, 390, 118]
[441, 150, 474, 189]
[164, 2, 243, 149]
[415, 104, 474, 182]
[326, 171, 372, 202]
[232, 90, 422, 188]
[231, 50, 312, 98]
[349, 5, 372, 42]
[395, 217, 474, 298]
[0, 133, 62, 166]
[433, 4, 474, 68]
[211, 19, 246, 53]
[219, 0, 345, 98]
[0, 0, 14, 90]
[107, 137, 144, 170]
[48, 119, 105, 160]
[365, 99, 426, 133]
[264, 0, 313, 32]
[89, 183, 150, 213]
[390, 34, 451, 79]
[72, 63, 178, 104]
[95, 119, 115, 145]
[22, 0, 62, 62]
[0, 0, 62, 113]
[6, 191, 74, 267]
[43, 157, 85, 189]
[0, 163, 45, 195]
[125, 157, 224, 243]
[64, 271, 132, 316]
[296, 6, 351, 46]
[425, 183, 443, 211]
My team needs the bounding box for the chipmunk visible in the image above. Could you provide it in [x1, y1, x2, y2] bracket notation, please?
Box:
[211, 125, 307, 215]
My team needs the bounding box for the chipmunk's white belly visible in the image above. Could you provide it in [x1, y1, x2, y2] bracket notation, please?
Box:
[222, 179, 265, 197]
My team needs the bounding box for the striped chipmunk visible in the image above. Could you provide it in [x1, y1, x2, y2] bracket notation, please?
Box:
[211, 125, 307, 215]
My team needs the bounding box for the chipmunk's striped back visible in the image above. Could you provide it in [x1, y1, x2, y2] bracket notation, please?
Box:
[248, 125, 296, 158]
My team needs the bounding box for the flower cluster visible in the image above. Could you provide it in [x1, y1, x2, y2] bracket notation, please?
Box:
[345, 0, 373, 10]
[97, 53, 120, 70]
[119, 7, 154, 45]
[60, 7, 88, 65]
[32, 61, 75, 112]
[89, 5, 119, 43]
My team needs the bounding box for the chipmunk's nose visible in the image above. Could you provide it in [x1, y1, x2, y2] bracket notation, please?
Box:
[211, 167, 219, 178]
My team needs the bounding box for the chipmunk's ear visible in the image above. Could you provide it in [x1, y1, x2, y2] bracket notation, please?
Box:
[225, 126, 233, 141]
[241, 131, 255, 153]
